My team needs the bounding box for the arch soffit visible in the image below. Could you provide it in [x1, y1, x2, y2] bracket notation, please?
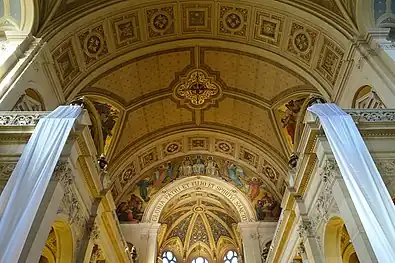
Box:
[110, 130, 288, 198]
[115, 151, 284, 203]
[74, 44, 322, 109]
[110, 123, 289, 170]
[51, 220, 74, 263]
[45, 1, 350, 101]
[142, 176, 256, 223]
[77, 45, 325, 166]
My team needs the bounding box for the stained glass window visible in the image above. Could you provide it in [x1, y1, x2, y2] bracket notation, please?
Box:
[224, 250, 238, 263]
[191, 257, 208, 263]
[162, 251, 177, 263]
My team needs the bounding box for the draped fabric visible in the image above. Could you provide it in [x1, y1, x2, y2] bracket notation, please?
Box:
[308, 103, 395, 262]
[0, 106, 82, 262]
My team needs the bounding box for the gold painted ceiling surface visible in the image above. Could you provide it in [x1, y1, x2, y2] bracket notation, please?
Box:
[157, 192, 241, 262]
[32, 0, 355, 205]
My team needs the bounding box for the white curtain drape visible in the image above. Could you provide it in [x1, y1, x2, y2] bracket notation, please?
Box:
[0, 106, 82, 262]
[308, 103, 395, 262]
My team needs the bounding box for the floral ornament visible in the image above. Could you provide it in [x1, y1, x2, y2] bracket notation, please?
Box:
[173, 69, 222, 109]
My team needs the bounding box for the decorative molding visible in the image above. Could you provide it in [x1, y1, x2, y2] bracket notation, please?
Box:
[89, 244, 103, 263]
[310, 159, 339, 230]
[0, 163, 16, 179]
[90, 221, 100, 244]
[56, 161, 87, 230]
[346, 109, 395, 122]
[53, 161, 74, 188]
[0, 112, 47, 126]
[173, 69, 222, 110]
[376, 159, 395, 177]
[296, 243, 306, 257]
[296, 220, 314, 239]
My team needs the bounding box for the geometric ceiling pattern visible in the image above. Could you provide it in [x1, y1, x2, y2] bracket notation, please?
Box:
[44, 0, 349, 99]
[157, 192, 241, 262]
[82, 46, 316, 165]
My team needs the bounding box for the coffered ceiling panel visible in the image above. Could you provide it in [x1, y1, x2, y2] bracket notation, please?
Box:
[203, 49, 308, 101]
[115, 98, 193, 156]
[203, 97, 283, 155]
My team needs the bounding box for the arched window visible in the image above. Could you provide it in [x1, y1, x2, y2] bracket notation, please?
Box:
[191, 257, 208, 263]
[162, 251, 177, 263]
[224, 250, 238, 263]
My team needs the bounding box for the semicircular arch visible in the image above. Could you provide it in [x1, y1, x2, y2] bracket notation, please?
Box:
[43, 0, 353, 104]
[65, 40, 332, 102]
[142, 176, 256, 223]
[110, 129, 289, 204]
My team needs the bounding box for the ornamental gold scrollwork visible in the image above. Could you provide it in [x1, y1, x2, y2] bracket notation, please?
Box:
[173, 69, 222, 110]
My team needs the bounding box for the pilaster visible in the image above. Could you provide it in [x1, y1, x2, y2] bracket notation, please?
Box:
[238, 221, 277, 263]
[121, 223, 161, 263]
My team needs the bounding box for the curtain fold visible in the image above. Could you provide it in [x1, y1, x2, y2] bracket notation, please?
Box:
[308, 103, 395, 262]
[0, 106, 82, 262]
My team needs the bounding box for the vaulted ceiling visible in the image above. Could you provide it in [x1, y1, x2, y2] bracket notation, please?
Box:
[29, 0, 364, 204]
[158, 192, 241, 261]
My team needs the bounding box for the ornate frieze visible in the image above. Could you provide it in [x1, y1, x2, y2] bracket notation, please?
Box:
[346, 109, 395, 122]
[0, 112, 47, 126]
[376, 159, 395, 176]
[0, 163, 16, 179]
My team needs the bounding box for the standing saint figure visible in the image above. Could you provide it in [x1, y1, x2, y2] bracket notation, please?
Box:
[281, 99, 304, 144]
[206, 156, 217, 177]
[248, 177, 262, 201]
